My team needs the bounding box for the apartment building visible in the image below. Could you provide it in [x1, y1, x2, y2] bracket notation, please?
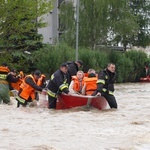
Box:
[38, 0, 76, 44]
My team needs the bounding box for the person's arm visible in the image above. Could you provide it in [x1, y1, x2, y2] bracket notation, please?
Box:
[69, 81, 76, 94]
[81, 84, 86, 95]
[7, 74, 20, 83]
[96, 72, 105, 93]
[54, 75, 69, 94]
[25, 77, 43, 91]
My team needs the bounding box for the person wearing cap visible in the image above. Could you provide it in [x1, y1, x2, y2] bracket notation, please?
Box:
[16, 69, 44, 107]
[0, 62, 11, 104]
[66, 60, 83, 85]
[47, 63, 71, 109]
[82, 69, 98, 95]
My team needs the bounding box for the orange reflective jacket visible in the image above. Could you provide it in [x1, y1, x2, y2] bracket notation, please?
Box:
[72, 76, 85, 93]
[84, 73, 89, 77]
[19, 75, 36, 100]
[0, 66, 10, 73]
[37, 74, 46, 86]
[11, 79, 23, 91]
[84, 77, 97, 95]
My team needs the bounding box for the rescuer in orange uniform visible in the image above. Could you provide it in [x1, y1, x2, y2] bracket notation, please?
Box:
[16, 70, 44, 107]
[8, 69, 25, 91]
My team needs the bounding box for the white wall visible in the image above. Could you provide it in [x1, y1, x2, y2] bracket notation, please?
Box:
[38, 0, 58, 44]
[38, 13, 53, 44]
[38, 0, 75, 44]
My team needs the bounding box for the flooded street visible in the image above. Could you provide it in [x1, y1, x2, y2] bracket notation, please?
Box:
[0, 83, 150, 150]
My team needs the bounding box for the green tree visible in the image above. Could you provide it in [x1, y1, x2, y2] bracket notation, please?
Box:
[108, 0, 139, 50]
[0, 0, 53, 51]
[58, 1, 76, 46]
[129, 0, 150, 47]
[59, 0, 139, 50]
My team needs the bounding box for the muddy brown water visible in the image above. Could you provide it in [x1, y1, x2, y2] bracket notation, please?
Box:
[0, 82, 150, 150]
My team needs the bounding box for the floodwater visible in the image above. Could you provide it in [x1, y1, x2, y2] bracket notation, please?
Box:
[0, 83, 150, 150]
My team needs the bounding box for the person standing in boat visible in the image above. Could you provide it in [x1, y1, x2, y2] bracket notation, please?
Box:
[69, 70, 85, 95]
[47, 63, 71, 109]
[92, 63, 117, 109]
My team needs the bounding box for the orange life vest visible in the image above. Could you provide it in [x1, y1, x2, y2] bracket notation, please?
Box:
[84, 73, 89, 77]
[19, 75, 36, 100]
[84, 77, 97, 95]
[37, 74, 46, 86]
[0, 66, 10, 73]
[11, 78, 23, 91]
[72, 76, 85, 93]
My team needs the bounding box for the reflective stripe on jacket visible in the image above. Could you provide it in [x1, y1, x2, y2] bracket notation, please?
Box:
[102, 88, 114, 95]
[16, 95, 26, 104]
[0, 74, 8, 80]
[47, 69, 69, 95]
[19, 75, 36, 100]
[59, 79, 68, 91]
[96, 79, 105, 84]
[0, 66, 9, 84]
[96, 68, 116, 95]
[47, 89, 57, 98]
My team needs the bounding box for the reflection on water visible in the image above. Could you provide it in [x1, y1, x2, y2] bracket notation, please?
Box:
[0, 83, 150, 150]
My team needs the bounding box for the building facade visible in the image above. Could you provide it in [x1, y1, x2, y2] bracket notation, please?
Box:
[38, 0, 76, 44]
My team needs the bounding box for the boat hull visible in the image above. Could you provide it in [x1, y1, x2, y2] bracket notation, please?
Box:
[140, 76, 150, 82]
[56, 94, 107, 110]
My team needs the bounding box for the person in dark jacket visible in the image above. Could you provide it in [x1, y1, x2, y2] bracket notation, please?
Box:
[93, 63, 117, 109]
[66, 60, 83, 85]
[47, 63, 71, 109]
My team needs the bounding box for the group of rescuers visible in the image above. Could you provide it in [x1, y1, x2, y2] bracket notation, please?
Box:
[0, 60, 117, 109]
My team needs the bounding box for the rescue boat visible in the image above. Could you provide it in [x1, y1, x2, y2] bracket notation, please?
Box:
[12, 90, 107, 110]
[56, 94, 107, 110]
[140, 76, 150, 82]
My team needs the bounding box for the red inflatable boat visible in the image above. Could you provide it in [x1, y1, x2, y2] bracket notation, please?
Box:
[140, 76, 150, 82]
[56, 94, 107, 110]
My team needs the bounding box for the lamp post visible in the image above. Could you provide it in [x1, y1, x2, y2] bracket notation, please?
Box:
[75, 0, 79, 61]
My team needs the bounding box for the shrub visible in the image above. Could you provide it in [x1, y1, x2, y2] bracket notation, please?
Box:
[125, 50, 147, 81]
[116, 54, 133, 83]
